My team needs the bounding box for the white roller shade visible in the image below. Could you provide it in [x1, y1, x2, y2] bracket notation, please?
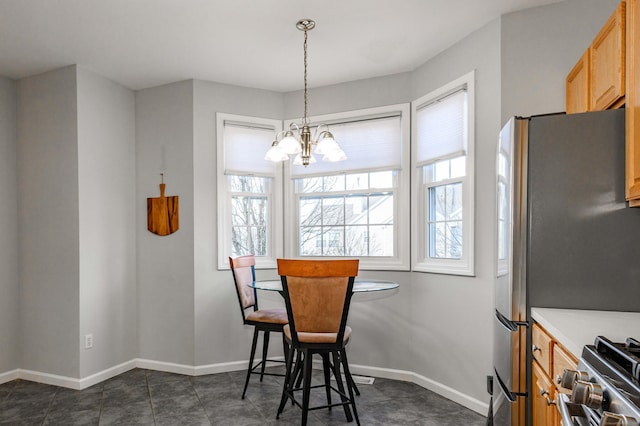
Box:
[224, 122, 277, 177]
[416, 89, 467, 167]
[291, 115, 402, 178]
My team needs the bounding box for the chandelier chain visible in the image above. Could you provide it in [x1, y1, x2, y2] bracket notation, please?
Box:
[303, 28, 308, 124]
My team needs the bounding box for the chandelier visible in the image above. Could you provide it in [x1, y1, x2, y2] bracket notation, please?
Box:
[264, 19, 346, 167]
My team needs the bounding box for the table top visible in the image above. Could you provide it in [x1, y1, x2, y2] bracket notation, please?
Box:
[249, 279, 399, 293]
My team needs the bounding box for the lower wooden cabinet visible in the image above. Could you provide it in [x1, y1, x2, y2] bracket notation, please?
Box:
[531, 323, 578, 426]
[532, 360, 559, 426]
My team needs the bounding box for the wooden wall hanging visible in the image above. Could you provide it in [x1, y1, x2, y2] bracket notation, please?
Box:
[147, 174, 179, 236]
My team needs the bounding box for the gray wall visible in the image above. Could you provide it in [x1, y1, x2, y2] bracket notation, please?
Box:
[192, 80, 283, 366]
[0, 76, 18, 374]
[77, 68, 137, 377]
[17, 66, 80, 377]
[501, 0, 620, 124]
[136, 80, 196, 365]
[409, 18, 502, 404]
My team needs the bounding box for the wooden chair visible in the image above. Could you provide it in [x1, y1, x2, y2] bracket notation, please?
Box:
[276, 258, 360, 425]
[229, 255, 288, 399]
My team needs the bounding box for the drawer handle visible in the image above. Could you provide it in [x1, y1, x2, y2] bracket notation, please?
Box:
[532, 345, 542, 353]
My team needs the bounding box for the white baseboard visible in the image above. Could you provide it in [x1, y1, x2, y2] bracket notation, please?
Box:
[1, 358, 489, 416]
[79, 360, 137, 389]
[349, 363, 489, 416]
[0, 369, 19, 385]
[15, 360, 138, 390]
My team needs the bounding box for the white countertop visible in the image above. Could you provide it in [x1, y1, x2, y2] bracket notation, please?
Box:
[531, 307, 640, 359]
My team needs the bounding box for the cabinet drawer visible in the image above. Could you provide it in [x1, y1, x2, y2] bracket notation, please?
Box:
[553, 344, 578, 395]
[532, 324, 553, 375]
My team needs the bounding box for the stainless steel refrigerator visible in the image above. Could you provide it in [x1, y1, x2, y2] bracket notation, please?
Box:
[492, 108, 640, 425]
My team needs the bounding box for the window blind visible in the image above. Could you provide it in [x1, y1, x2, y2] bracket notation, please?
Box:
[416, 89, 467, 167]
[291, 115, 402, 178]
[224, 121, 277, 177]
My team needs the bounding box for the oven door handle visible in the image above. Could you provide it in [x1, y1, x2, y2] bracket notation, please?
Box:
[495, 309, 529, 332]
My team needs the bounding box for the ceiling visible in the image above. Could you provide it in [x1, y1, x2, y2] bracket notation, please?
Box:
[0, 0, 562, 92]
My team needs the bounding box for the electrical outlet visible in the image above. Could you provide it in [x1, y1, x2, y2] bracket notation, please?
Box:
[84, 334, 93, 349]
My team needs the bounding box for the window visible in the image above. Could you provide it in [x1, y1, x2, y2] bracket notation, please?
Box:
[412, 71, 475, 275]
[284, 104, 410, 270]
[216, 113, 283, 269]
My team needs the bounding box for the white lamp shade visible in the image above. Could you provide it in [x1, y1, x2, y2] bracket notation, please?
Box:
[264, 144, 289, 162]
[278, 134, 302, 154]
[315, 135, 339, 155]
[323, 148, 347, 162]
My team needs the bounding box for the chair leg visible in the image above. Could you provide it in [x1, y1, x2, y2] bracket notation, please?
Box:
[260, 330, 270, 381]
[277, 343, 296, 418]
[301, 349, 313, 426]
[282, 333, 289, 370]
[329, 351, 360, 397]
[341, 351, 360, 396]
[242, 327, 260, 399]
[340, 349, 360, 425]
[331, 351, 353, 423]
[321, 353, 332, 409]
[293, 351, 304, 389]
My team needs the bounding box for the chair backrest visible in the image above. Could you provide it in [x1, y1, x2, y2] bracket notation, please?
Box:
[229, 255, 258, 322]
[277, 259, 359, 346]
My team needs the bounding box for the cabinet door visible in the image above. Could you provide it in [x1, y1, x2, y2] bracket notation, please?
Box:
[627, 0, 640, 205]
[590, 1, 626, 111]
[566, 49, 591, 114]
[552, 344, 578, 395]
[532, 361, 557, 426]
[532, 324, 552, 375]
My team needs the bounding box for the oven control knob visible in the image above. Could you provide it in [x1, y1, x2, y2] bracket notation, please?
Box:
[600, 412, 639, 426]
[571, 380, 604, 409]
[557, 369, 589, 390]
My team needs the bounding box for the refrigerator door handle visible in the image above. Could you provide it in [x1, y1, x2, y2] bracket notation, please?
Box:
[495, 309, 529, 332]
[494, 368, 528, 402]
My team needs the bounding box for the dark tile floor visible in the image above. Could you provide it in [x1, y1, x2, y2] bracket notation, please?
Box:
[0, 366, 487, 425]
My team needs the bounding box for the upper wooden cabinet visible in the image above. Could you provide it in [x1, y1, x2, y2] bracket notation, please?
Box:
[566, 0, 640, 207]
[566, 50, 591, 114]
[566, 1, 626, 113]
[627, 0, 640, 205]
[591, 1, 626, 110]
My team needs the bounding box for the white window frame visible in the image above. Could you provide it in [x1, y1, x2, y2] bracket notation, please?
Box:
[216, 113, 283, 270]
[411, 71, 475, 275]
[283, 104, 411, 271]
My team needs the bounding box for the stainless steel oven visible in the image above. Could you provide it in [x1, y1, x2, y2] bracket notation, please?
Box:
[556, 336, 640, 426]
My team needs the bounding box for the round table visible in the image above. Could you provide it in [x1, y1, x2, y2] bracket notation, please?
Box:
[249, 279, 399, 293]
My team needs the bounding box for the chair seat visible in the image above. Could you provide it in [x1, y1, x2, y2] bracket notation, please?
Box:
[246, 308, 288, 325]
[284, 324, 352, 344]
